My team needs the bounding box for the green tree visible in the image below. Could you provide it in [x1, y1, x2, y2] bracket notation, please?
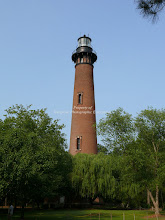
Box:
[72, 153, 120, 202]
[97, 107, 165, 214]
[134, 108, 165, 215]
[0, 105, 72, 218]
[97, 143, 109, 154]
[97, 108, 134, 155]
[97, 109, 142, 207]
[119, 140, 149, 208]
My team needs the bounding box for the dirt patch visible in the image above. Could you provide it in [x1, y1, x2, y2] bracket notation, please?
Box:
[143, 215, 165, 218]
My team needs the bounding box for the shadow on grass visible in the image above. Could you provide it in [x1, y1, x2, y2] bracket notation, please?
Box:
[0, 209, 159, 220]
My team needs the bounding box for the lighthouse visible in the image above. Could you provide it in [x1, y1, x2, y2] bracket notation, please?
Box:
[70, 35, 97, 155]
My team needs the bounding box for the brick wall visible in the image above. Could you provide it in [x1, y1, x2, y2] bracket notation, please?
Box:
[70, 63, 97, 155]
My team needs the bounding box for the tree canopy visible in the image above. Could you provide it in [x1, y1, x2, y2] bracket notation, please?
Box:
[0, 105, 72, 218]
[97, 107, 165, 214]
[97, 108, 134, 155]
[1, 105, 165, 215]
[72, 153, 120, 201]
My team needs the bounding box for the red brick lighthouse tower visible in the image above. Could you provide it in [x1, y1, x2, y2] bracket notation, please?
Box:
[70, 35, 97, 155]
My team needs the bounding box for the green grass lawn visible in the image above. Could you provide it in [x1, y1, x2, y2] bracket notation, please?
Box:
[0, 209, 164, 220]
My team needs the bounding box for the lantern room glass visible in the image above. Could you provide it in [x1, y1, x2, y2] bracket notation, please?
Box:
[78, 37, 91, 47]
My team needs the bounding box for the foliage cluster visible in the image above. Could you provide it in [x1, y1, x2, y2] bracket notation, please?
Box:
[72, 107, 165, 214]
[1, 105, 165, 217]
[0, 105, 72, 218]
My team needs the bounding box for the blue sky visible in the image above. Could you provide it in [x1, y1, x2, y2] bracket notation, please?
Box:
[0, 1, 165, 147]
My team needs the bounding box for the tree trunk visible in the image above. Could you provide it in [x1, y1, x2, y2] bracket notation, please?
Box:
[37, 202, 40, 209]
[155, 185, 159, 216]
[21, 203, 24, 219]
[147, 190, 150, 206]
[161, 191, 164, 209]
[147, 186, 159, 215]
[5, 197, 7, 206]
[14, 198, 17, 210]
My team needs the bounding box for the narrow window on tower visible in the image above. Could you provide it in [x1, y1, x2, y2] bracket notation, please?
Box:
[77, 137, 80, 150]
[77, 93, 83, 104]
[78, 94, 82, 104]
